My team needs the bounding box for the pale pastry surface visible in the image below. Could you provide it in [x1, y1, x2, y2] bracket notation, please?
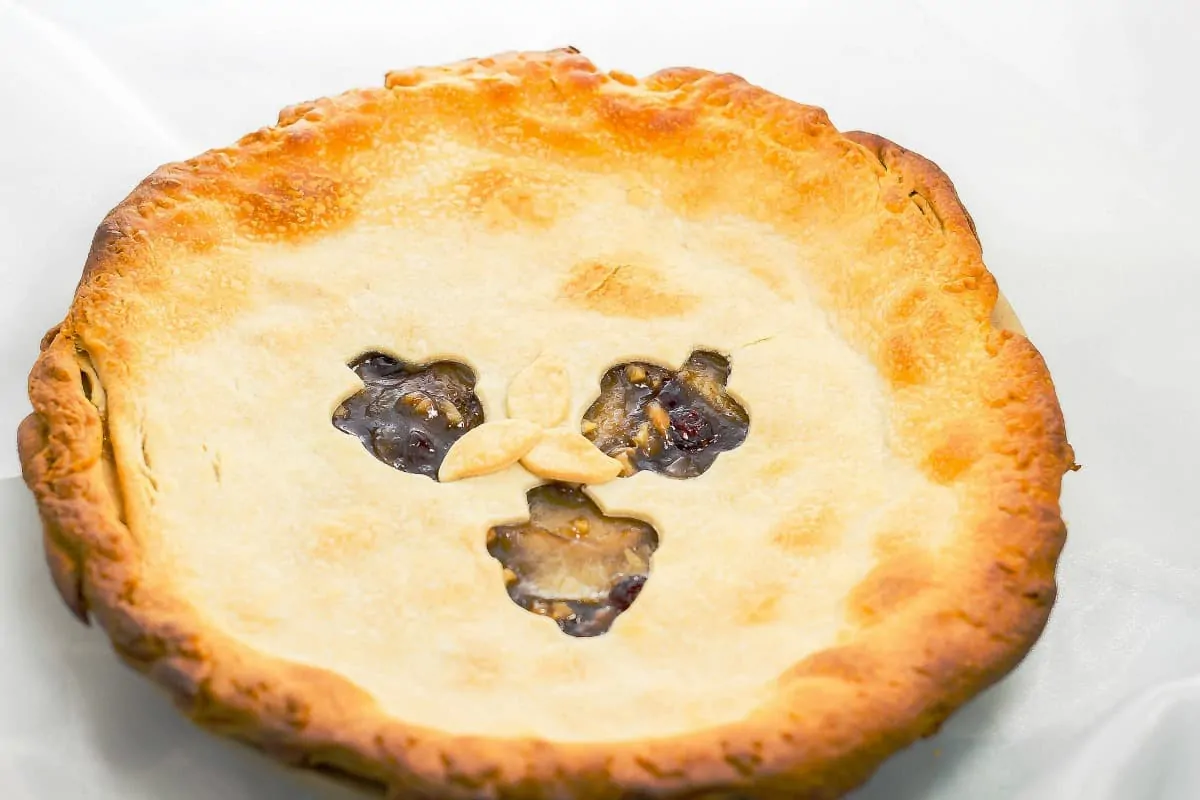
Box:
[19, 49, 1073, 798]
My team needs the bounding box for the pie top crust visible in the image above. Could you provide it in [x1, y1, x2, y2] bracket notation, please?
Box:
[18, 48, 1073, 798]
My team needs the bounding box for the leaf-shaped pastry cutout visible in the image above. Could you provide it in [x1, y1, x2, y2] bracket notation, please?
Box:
[438, 419, 542, 482]
[507, 354, 571, 428]
[520, 429, 622, 485]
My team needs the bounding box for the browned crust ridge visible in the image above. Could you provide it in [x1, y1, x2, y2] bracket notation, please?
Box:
[17, 48, 1073, 799]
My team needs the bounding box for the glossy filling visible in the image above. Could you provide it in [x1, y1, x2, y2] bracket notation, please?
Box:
[335, 350, 748, 636]
[488, 483, 659, 637]
[333, 352, 484, 479]
[582, 350, 749, 479]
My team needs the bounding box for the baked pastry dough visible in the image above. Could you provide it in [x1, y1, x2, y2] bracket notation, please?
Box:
[17, 48, 1073, 798]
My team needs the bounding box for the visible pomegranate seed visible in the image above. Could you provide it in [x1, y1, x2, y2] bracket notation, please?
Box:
[668, 407, 716, 451]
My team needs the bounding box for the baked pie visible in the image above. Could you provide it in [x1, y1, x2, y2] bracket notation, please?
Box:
[17, 48, 1074, 798]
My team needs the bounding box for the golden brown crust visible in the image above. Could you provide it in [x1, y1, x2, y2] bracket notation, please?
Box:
[18, 49, 1072, 799]
[842, 131, 1029, 334]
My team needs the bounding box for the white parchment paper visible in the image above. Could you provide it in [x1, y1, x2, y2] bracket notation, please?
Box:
[2, 1, 1198, 797]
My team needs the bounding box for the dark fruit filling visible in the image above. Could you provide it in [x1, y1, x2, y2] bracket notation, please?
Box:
[582, 350, 749, 479]
[609, 574, 647, 612]
[488, 483, 659, 637]
[333, 352, 484, 480]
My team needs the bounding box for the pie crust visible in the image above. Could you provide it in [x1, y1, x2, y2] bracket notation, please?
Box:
[17, 49, 1074, 798]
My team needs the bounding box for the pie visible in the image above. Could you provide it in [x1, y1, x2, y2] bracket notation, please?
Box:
[17, 48, 1074, 798]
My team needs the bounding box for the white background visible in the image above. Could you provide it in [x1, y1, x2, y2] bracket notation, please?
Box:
[2, 1, 1199, 797]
